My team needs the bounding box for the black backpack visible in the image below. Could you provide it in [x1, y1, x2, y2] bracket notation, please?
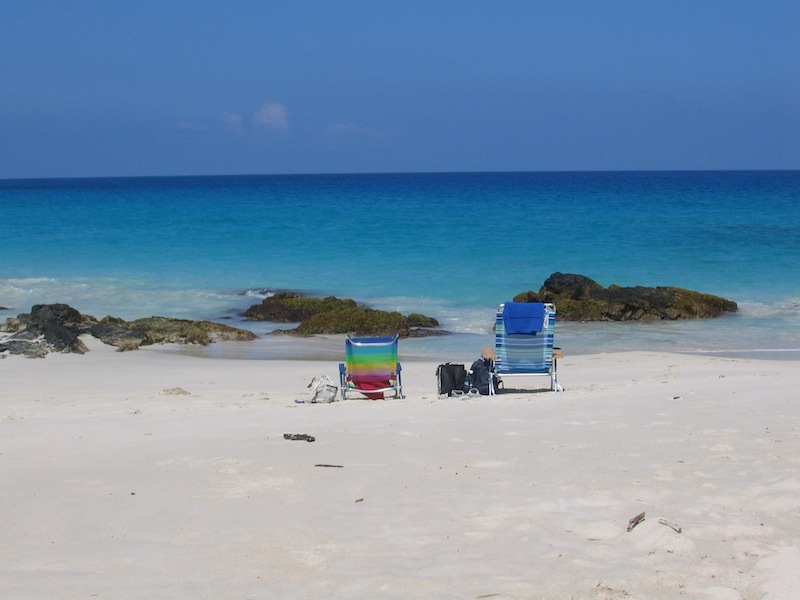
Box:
[436, 363, 467, 396]
[465, 358, 496, 395]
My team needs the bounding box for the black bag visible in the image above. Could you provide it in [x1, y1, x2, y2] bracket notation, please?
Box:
[436, 363, 467, 396]
[465, 358, 495, 395]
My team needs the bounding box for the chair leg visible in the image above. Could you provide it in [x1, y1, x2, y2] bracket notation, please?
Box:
[339, 375, 347, 401]
[551, 365, 563, 392]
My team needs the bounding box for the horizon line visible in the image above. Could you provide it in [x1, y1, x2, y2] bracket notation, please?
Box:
[3, 168, 799, 184]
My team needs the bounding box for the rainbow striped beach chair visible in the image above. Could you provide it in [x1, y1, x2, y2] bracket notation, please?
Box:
[491, 302, 563, 393]
[338, 334, 403, 400]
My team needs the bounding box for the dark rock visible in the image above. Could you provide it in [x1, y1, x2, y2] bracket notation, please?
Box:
[2, 303, 258, 355]
[247, 292, 441, 337]
[1, 303, 90, 355]
[42, 324, 89, 354]
[9, 328, 39, 341]
[269, 328, 313, 337]
[27, 303, 85, 331]
[514, 272, 738, 321]
[404, 327, 449, 338]
[0, 340, 49, 358]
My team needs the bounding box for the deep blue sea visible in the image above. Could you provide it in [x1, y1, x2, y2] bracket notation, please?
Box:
[2, 171, 799, 360]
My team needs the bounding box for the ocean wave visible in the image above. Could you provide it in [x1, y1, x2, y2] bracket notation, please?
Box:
[0, 277, 255, 321]
[4, 277, 58, 286]
[242, 288, 276, 300]
[1, 277, 61, 297]
[359, 295, 496, 334]
[735, 298, 800, 318]
[696, 348, 800, 354]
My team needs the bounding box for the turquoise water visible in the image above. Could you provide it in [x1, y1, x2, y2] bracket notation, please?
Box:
[2, 171, 799, 359]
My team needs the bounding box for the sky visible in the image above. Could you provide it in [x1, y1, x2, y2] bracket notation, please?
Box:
[2, 1, 799, 178]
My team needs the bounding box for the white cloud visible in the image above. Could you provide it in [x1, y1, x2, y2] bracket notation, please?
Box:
[328, 122, 391, 138]
[253, 102, 289, 131]
[222, 111, 242, 128]
[177, 120, 206, 131]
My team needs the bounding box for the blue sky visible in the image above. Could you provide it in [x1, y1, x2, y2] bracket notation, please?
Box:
[2, 1, 798, 178]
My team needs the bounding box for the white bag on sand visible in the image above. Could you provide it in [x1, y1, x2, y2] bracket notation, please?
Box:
[305, 375, 338, 403]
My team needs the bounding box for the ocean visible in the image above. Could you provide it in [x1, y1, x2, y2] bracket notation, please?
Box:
[2, 171, 798, 360]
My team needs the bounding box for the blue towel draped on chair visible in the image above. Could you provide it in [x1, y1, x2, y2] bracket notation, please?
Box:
[502, 301, 545, 334]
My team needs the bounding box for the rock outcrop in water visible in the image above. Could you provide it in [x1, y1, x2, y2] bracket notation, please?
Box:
[513, 273, 738, 321]
[0, 303, 257, 357]
[244, 292, 441, 337]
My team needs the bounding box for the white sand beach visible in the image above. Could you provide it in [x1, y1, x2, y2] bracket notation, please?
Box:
[2, 337, 800, 599]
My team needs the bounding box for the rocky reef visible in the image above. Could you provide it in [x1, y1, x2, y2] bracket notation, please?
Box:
[244, 292, 441, 337]
[0, 303, 257, 357]
[514, 273, 738, 321]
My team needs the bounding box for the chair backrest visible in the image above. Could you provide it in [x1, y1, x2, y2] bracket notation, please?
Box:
[494, 302, 556, 375]
[345, 334, 399, 379]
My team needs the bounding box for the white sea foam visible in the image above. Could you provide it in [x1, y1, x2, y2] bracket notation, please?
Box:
[362, 295, 495, 335]
[737, 299, 800, 318]
[4, 277, 58, 286]
[0, 277, 253, 321]
[242, 289, 275, 300]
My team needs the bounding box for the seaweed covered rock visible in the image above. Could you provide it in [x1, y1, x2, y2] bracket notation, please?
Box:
[514, 272, 738, 321]
[244, 292, 441, 337]
[297, 307, 408, 336]
[89, 315, 257, 350]
[244, 292, 358, 322]
[407, 313, 439, 328]
[0, 303, 257, 356]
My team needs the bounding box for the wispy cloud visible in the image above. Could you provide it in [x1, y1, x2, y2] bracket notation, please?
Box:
[253, 102, 289, 131]
[328, 122, 394, 138]
[222, 111, 242, 130]
[177, 120, 206, 132]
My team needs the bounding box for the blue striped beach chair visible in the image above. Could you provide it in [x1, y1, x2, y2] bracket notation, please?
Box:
[491, 302, 563, 393]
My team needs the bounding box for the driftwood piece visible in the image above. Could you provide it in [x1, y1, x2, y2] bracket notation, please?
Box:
[314, 464, 343, 468]
[627, 511, 646, 532]
[658, 518, 682, 533]
[284, 433, 315, 442]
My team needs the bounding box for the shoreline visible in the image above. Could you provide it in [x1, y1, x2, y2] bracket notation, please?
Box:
[3, 285, 800, 361]
[4, 327, 800, 364]
[169, 331, 800, 363]
[3, 320, 800, 364]
[2, 338, 800, 597]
